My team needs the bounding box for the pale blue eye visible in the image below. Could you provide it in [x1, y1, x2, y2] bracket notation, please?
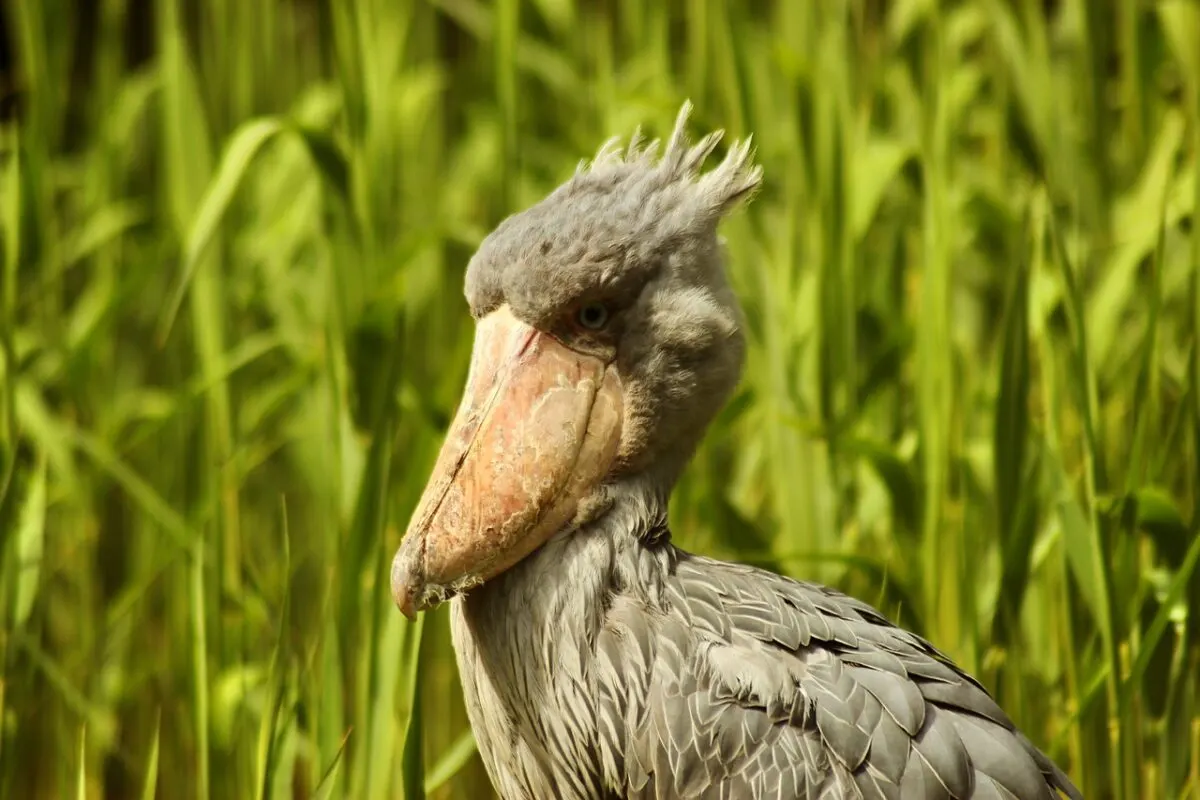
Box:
[577, 302, 609, 330]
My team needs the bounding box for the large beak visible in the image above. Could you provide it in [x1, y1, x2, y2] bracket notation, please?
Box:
[390, 305, 623, 619]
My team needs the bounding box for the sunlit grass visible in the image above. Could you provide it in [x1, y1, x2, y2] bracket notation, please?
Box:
[1, 1, 1197, 797]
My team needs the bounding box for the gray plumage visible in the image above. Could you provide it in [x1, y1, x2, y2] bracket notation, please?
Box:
[425, 103, 1082, 799]
[452, 514, 1080, 800]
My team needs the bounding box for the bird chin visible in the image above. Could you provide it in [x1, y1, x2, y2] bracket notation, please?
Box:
[390, 305, 623, 619]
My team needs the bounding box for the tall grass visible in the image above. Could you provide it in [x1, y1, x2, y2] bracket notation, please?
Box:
[0, 1, 1197, 797]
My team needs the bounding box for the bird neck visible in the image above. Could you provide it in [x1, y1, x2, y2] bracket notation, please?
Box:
[450, 480, 675, 710]
[456, 478, 673, 630]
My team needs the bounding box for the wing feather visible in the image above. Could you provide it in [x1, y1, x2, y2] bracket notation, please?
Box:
[599, 549, 1081, 799]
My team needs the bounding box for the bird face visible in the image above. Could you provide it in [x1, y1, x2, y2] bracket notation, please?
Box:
[390, 103, 761, 618]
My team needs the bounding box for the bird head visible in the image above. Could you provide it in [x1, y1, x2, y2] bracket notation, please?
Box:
[390, 102, 762, 618]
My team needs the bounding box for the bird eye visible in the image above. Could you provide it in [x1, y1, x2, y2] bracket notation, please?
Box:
[576, 302, 610, 331]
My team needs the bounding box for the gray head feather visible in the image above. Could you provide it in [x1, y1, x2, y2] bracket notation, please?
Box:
[463, 101, 762, 489]
[464, 101, 762, 327]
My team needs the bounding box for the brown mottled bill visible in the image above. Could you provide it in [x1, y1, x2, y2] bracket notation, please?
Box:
[390, 305, 623, 619]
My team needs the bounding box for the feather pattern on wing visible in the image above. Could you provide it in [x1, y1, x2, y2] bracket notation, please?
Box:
[450, 530, 1082, 800]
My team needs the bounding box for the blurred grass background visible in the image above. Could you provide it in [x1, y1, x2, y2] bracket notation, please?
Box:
[0, 0, 1198, 797]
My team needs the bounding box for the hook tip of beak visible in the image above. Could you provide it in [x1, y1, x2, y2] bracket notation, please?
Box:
[391, 545, 422, 620]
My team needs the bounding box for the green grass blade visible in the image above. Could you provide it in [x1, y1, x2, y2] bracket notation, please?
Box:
[1128, 522, 1200, 686]
[400, 615, 426, 800]
[189, 539, 210, 800]
[255, 501, 292, 800]
[68, 429, 192, 550]
[991, 231, 1036, 646]
[423, 729, 478, 795]
[313, 728, 352, 800]
[159, 117, 286, 341]
[13, 453, 46, 629]
[76, 726, 86, 800]
[141, 713, 161, 800]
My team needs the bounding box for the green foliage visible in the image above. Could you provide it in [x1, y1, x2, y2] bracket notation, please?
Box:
[1, 0, 1197, 797]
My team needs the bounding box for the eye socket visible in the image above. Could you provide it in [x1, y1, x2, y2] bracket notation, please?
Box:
[576, 302, 610, 331]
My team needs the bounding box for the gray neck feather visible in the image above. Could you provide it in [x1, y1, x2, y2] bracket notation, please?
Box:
[450, 480, 674, 775]
[456, 477, 673, 653]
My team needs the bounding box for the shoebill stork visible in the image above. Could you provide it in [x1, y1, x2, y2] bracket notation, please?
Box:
[389, 104, 1082, 800]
